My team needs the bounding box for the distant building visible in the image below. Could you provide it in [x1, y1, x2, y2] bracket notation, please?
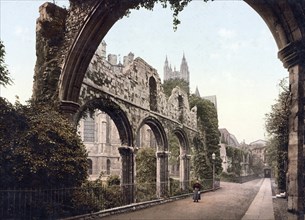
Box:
[249, 139, 268, 163]
[219, 128, 240, 173]
[163, 54, 190, 83]
[219, 128, 240, 147]
[193, 86, 218, 112]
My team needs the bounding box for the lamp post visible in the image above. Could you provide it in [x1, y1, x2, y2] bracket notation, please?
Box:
[212, 153, 215, 191]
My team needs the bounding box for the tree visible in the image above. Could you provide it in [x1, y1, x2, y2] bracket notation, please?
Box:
[0, 40, 12, 87]
[135, 0, 210, 31]
[136, 147, 156, 184]
[265, 78, 289, 192]
[0, 100, 88, 189]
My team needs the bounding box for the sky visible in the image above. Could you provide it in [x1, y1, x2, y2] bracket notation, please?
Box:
[0, 0, 287, 144]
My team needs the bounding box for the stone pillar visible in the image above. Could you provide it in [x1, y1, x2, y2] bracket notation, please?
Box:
[118, 146, 134, 205]
[278, 41, 305, 219]
[156, 151, 169, 198]
[33, 2, 67, 104]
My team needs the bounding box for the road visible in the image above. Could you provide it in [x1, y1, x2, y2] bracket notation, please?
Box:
[101, 179, 264, 220]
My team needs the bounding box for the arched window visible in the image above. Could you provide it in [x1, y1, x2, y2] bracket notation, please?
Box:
[178, 95, 184, 122]
[149, 77, 157, 111]
[88, 159, 93, 175]
[107, 159, 111, 175]
[178, 95, 183, 111]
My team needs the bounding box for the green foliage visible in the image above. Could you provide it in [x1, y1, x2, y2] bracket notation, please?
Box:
[225, 146, 243, 176]
[136, 147, 156, 183]
[135, 147, 157, 201]
[135, 0, 211, 31]
[220, 172, 238, 182]
[265, 78, 289, 192]
[168, 133, 180, 165]
[107, 175, 121, 186]
[162, 78, 190, 97]
[192, 136, 210, 179]
[0, 40, 12, 87]
[0, 98, 88, 189]
[189, 94, 221, 175]
[250, 155, 265, 175]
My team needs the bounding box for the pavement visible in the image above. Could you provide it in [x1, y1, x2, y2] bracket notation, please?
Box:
[242, 178, 274, 220]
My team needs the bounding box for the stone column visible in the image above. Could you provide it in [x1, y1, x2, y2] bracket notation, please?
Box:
[118, 146, 134, 205]
[278, 41, 305, 219]
[156, 151, 169, 198]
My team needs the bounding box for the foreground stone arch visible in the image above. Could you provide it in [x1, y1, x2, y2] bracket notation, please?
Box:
[33, 1, 305, 218]
[75, 97, 133, 146]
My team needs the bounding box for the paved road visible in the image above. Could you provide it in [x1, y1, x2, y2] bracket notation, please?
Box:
[101, 179, 264, 220]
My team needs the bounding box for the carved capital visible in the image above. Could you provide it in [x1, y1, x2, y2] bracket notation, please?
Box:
[156, 151, 169, 158]
[118, 146, 133, 156]
[278, 41, 305, 69]
[60, 100, 80, 115]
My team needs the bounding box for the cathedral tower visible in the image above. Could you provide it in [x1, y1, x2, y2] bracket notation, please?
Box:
[163, 54, 189, 84]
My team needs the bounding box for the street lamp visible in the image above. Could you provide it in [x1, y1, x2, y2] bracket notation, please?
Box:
[212, 153, 216, 191]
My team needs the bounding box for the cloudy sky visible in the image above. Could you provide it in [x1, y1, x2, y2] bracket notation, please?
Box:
[0, 0, 287, 143]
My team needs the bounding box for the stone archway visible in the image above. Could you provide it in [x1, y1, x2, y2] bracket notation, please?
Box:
[75, 98, 133, 146]
[75, 98, 135, 204]
[136, 116, 169, 198]
[245, 2, 305, 217]
[172, 128, 191, 190]
[33, 1, 305, 218]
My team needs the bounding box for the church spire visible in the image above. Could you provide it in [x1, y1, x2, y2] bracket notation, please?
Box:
[195, 86, 200, 97]
[164, 55, 171, 81]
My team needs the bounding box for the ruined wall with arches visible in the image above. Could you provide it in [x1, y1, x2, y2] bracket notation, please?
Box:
[74, 42, 198, 201]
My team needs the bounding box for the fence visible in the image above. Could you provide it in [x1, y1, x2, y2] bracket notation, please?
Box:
[0, 178, 218, 219]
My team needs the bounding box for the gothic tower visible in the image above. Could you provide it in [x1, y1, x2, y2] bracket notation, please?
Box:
[180, 53, 190, 83]
[163, 54, 189, 84]
[163, 56, 172, 81]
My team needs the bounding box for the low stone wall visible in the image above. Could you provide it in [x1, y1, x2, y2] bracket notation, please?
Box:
[62, 186, 221, 220]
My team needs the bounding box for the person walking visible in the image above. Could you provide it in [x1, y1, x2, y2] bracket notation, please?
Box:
[193, 180, 202, 202]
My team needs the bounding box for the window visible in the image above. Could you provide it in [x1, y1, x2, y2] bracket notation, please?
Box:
[88, 159, 93, 175]
[107, 159, 111, 175]
[149, 77, 157, 111]
[84, 116, 95, 142]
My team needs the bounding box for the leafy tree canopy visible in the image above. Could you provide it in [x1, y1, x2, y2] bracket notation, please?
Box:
[133, 0, 211, 30]
[162, 78, 190, 97]
[265, 78, 289, 192]
[0, 40, 12, 87]
[0, 98, 88, 189]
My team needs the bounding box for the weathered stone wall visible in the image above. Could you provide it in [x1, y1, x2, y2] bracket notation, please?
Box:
[33, 2, 67, 102]
[79, 49, 198, 142]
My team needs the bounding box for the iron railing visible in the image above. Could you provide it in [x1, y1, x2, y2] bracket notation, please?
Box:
[0, 178, 219, 219]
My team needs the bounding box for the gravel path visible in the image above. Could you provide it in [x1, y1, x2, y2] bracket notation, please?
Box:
[101, 179, 263, 220]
